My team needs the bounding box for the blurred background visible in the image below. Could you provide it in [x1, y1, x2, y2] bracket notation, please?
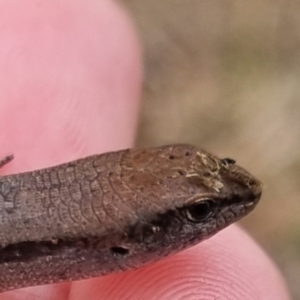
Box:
[123, 0, 299, 298]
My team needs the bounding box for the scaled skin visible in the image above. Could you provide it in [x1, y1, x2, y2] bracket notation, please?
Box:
[0, 0, 290, 299]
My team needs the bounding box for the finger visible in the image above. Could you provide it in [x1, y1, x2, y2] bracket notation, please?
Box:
[0, 0, 142, 175]
[69, 226, 290, 300]
[0, 0, 141, 299]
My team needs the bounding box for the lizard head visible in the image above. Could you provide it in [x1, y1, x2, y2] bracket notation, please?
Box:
[114, 144, 262, 267]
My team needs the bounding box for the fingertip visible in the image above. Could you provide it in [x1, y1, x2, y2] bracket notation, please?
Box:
[70, 226, 290, 300]
[0, 0, 142, 173]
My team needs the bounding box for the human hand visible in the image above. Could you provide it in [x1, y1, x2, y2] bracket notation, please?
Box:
[0, 0, 289, 299]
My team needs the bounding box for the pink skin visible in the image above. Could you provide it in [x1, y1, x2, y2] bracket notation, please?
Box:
[0, 0, 290, 299]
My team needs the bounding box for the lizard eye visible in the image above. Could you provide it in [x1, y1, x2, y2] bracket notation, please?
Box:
[185, 199, 215, 222]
